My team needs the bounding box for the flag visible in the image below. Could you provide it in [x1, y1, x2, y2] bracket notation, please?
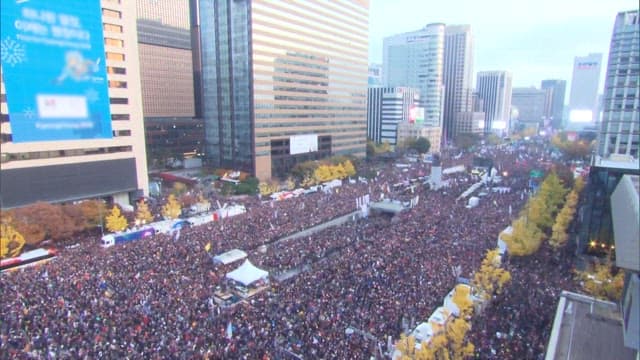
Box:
[205, 242, 212, 252]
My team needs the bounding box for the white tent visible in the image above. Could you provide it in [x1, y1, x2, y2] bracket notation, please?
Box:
[213, 249, 247, 265]
[428, 306, 451, 326]
[411, 322, 434, 344]
[226, 260, 269, 286]
[497, 226, 512, 255]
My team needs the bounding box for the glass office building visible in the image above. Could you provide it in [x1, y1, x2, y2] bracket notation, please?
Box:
[199, 0, 368, 180]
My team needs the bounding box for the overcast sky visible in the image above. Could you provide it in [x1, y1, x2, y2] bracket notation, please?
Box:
[369, 0, 638, 90]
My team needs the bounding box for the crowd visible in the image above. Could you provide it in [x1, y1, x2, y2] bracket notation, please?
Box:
[0, 142, 578, 359]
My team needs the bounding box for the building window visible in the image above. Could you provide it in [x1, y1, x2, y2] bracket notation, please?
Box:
[103, 23, 122, 33]
[110, 97, 128, 105]
[111, 114, 130, 121]
[106, 52, 125, 61]
[113, 129, 131, 137]
[105, 38, 124, 47]
[107, 66, 126, 75]
[102, 8, 121, 19]
[108, 80, 127, 88]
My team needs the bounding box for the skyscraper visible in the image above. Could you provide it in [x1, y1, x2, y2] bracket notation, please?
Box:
[368, 64, 383, 86]
[511, 87, 549, 130]
[568, 53, 603, 129]
[541, 79, 567, 129]
[476, 71, 513, 133]
[367, 87, 420, 145]
[199, 0, 368, 180]
[598, 10, 639, 159]
[383, 23, 445, 128]
[443, 25, 474, 140]
[136, 0, 204, 168]
[0, 0, 148, 208]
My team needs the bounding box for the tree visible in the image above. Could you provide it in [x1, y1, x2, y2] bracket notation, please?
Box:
[472, 249, 511, 300]
[411, 137, 431, 154]
[525, 196, 554, 231]
[394, 334, 431, 360]
[285, 177, 296, 191]
[342, 160, 357, 177]
[11, 202, 78, 243]
[162, 194, 182, 220]
[331, 163, 347, 180]
[78, 200, 107, 230]
[575, 261, 625, 301]
[236, 177, 259, 195]
[1, 218, 25, 259]
[135, 200, 154, 225]
[538, 172, 569, 215]
[259, 181, 279, 196]
[501, 216, 544, 256]
[106, 206, 128, 232]
[314, 165, 333, 183]
[451, 285, 474, 318]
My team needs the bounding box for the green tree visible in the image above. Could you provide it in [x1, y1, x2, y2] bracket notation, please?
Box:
[162, 194, 182, 220]
[411, 137, 431, 154]
[106, 206, 128, 232]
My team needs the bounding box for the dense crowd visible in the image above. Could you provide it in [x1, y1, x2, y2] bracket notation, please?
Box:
[0, 142, 578, 359]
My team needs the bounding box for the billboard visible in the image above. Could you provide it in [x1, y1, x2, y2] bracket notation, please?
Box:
[290, 134, 318, 155]
[409, 105, 424, 124]
[569, 109, 593, 123]
[1, 0, 112, 142]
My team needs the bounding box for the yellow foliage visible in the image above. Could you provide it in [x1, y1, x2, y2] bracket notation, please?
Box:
[259, 181, 279, 196]
[135, 200, 154, 225]
[452, 285, 474, 317]
[172, 182, 188, 195]
[1, 222, 26, 259]
[285, 177, 296, 191]
[314, 165, 333, 183]
[576, 262, 625, 301]
[105, 206, 128, 233]
[525, 195, 553, 231]
[331, 163, 347, 179]
[162, 194, 182, 220]
[574, 177, 585, 193]
[343, 160, 357, 177]
[301, 174, 317, 188]
[473, 249, 511, 300]
[503, 216, 545, 256]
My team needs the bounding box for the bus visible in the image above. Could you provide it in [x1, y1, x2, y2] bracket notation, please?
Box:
[101, 227, 156, 248]
[1, 248, 58, 272]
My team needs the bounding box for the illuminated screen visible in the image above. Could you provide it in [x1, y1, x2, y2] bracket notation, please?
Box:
[290, 134, 318, 155]
[569, 109, 593, 123]
[0, 0, 112, 142]
[492, 121, 507, 130]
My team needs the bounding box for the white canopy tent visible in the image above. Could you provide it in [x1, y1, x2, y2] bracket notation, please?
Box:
[213, 249, 248, 265]
[411, 322, 434, 344]
[226, 260, 269, 286]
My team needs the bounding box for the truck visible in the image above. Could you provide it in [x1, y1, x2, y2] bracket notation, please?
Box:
[100, 227, 156, 248]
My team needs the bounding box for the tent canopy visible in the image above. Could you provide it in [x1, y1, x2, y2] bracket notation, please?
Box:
[226, 260, 269, 286]
[411, 322, 434, 343]
[213, 249, 247, 265]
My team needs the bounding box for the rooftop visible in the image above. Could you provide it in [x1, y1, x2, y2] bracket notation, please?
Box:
[545, 291, 636, 360]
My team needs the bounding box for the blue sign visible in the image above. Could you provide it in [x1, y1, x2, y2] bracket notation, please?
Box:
[1, 0, 112, 142]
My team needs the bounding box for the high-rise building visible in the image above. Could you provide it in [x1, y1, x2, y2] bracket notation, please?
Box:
[511, 87, 549, 130]
[541, 79, 567, 129]
[476, 71, 513, 133]
[598, 10, 639, 159]
[383, 23, 445, 128]
[567, 53, 603, 130]
[199, 0, 368, 180]
[367, 87, 420, 145]
[368, 64, 383, 86]
[136, 0, 204, 169]
[443, 25, 474, 140]
[0, 0, 149, 209]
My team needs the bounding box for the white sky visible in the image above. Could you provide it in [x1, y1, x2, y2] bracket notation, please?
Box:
[369, 0, 638, 90]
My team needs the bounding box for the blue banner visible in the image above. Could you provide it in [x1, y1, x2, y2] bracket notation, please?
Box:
[1, 0, 112, 142]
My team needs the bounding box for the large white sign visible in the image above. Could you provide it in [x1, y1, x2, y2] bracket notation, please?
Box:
[290, 134, 318, 155]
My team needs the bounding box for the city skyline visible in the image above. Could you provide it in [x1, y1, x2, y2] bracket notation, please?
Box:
[369, 0, 638, 89]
